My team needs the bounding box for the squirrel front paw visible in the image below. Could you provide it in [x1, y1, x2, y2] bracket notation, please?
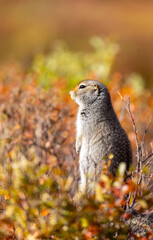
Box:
[76, 135, 83, 153]
[76, 142, 81, 154]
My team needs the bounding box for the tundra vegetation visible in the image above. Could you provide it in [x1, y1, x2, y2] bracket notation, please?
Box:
[0, 38, 152, 239]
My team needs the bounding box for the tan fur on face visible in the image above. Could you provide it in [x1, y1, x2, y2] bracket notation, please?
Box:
[69, 80, 98, 104]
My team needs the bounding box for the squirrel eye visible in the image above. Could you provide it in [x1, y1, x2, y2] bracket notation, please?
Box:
[79, 84, 86, 89]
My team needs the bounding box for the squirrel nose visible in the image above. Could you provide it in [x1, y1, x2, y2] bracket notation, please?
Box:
[69, 90, 72, 95]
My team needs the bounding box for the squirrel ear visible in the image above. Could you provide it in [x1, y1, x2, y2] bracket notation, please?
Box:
[94, 84, 98, 91]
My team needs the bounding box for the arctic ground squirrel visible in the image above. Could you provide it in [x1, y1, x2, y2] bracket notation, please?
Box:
[69, 80, 132, 193]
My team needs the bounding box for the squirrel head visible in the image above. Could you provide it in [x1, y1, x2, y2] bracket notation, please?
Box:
[69, 80, 109, 107]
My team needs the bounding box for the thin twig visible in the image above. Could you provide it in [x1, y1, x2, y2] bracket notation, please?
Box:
[142, 152, 153, 164]
[118, 92, 142, 208]
[142, 113, 152, 146]
[118, 93, 141, 172]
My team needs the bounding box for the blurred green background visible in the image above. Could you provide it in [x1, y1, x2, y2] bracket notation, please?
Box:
[1, 0, 153, 90]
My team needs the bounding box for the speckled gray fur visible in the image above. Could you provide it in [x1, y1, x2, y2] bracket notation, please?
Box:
[70, 80, 132, 193]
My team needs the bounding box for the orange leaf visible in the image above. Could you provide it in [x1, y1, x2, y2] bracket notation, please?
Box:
[41, 209, 49, 217]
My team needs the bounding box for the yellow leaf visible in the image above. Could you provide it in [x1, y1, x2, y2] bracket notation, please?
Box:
[137, 199, 148, 209]
[81, 217, 88, 228]
[95, 184, 104, 202]
[108, 153, 114, 159]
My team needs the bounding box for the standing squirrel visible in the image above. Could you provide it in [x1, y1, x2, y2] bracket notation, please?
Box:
[69, 80, 132, 193]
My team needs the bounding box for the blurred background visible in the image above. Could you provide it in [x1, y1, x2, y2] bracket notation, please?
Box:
[0, 0, 153, 90]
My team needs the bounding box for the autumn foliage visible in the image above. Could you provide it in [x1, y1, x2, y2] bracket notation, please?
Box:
[0, 39, 152, 239]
